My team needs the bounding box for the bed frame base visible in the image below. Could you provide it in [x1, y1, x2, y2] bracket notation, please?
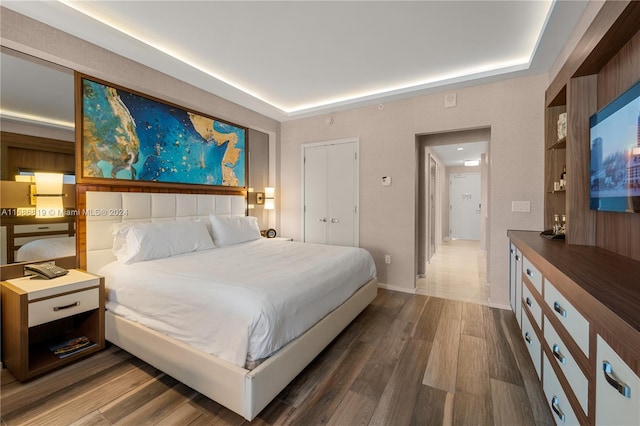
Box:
[106, 277, 377, 420]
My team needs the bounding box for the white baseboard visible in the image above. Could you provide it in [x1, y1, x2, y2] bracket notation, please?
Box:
[377, 282, 417, 294]
[487, 300, 512, 310]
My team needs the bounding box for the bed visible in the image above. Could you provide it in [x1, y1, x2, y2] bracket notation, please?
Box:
[84, 191, 377, 420]
[16, 236, 75, 262]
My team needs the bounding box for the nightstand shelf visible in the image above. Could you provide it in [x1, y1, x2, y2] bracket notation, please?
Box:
[1, 269, 105, 381]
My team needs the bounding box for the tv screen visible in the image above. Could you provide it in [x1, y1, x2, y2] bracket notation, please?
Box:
[589, 80, 640, 213]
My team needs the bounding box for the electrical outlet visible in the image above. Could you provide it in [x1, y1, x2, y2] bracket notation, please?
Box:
[385, 254, 391, 264]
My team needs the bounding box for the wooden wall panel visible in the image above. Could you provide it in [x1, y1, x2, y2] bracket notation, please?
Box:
[0, 132, 74, 180]
[566, 75, 597, 246]
[546, 1, 635, 106]
[595, 30, 640, 260]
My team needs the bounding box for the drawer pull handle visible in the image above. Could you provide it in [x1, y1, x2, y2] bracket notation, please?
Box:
[603, 361, 631, 398]
[524, 332, 532, 345]
[553, 301, 567, 318]
[37, 226, 50, 230]
[510, 248, 514, 254]
[551, 396, 565, 422]
[525, 297, 533, 308]
[53, 301, 80, 311]
[525, 268, 533, 277]
[552, 344, 566, 365]
[515, 255, 520, 261]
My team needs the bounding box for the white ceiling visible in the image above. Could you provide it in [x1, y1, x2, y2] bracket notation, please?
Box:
[1, 1, 589, 124]
[431, 141, 488, 168]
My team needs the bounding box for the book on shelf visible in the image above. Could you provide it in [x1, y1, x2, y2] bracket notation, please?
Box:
[48, 336, 97, 359]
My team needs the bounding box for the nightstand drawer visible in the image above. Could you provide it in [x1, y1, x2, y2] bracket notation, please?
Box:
[14, 223, 71, 233]
[29, 288, 99, 327]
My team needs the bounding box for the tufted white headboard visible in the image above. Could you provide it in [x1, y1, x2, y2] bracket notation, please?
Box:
[85, 191, 246, 274]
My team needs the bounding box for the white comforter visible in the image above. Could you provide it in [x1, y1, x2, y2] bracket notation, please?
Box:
[99, 238, 376, 368]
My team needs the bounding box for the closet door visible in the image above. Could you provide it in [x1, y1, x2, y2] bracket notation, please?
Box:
[303, 145, 328, 244]
[303, 140, 358, 247]
[326, 142, 356, 246]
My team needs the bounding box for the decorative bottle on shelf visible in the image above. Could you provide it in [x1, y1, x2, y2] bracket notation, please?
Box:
[560, 214, 566, 235]
[553, 214, 562, 235]
[560, 165, 567, 189]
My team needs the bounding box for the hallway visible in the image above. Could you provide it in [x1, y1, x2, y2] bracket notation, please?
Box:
[416, 239, 489, 305]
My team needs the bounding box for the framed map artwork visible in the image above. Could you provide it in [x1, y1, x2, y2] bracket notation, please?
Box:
[78, 75, 246, 188]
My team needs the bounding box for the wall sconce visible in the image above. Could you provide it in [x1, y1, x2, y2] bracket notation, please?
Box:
[33, 172, 64, 218]
[247, 188, 265, 209]
[264, 187, 275, 210]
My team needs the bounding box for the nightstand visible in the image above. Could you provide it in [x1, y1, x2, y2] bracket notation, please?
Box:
[1, 269, 105, 381]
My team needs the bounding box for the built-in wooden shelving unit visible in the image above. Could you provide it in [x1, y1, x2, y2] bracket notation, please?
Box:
[544, 0, 640, 260]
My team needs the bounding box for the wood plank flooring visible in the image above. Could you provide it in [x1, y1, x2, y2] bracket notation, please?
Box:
[1, 290, 553, 425]
[417, 239, 489, 305]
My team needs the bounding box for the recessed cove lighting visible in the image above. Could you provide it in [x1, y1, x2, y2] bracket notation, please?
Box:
[457, 147, 464, 151]
[464, 160, 480, 167]
[0, 109, 74, 130]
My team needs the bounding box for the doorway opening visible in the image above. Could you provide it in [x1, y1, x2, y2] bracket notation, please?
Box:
[415, 128, 490, 305]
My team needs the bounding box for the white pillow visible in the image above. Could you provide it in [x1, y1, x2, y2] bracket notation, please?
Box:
[209, 215, 261, 247]
[112, 220, 215, 264]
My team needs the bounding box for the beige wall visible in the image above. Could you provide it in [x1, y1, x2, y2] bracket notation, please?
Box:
[281, 74, 546, 305]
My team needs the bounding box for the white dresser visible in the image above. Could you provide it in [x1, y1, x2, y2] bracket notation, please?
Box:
[508, 230, 640, 425]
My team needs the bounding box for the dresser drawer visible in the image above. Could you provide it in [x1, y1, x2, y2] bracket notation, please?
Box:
[544, 279, 589, 357]
[522, 256, 542, 294]
[522, 283, 542, 330]
[544, 317, 588, 414]
[596, 335, 640, 426]
[543, 354, 580, 425]
[14, 223, 71, 233]
[28, 288, 99, 327]
[521, 309, 541, 379]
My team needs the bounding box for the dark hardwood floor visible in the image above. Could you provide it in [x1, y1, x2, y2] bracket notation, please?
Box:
[1, 289, 553, 425]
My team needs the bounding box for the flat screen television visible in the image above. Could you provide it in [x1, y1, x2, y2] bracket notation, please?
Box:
[589, 80, 640, 213]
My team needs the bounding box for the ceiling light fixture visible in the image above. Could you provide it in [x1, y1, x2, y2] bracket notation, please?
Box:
[464, 160, 480, 167]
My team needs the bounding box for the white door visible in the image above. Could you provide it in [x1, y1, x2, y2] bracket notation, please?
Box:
[450, 173, 481, 240]
[303, 145, 328, 244]
[303, 140, 358, 246]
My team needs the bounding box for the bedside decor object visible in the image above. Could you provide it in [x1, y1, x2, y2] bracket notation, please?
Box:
[557, 112, 567, 141]
[265, 228, 277, 238]
[80, 75, 246, 188]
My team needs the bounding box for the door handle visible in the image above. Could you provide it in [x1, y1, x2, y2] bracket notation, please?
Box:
[318, 218, 327, 222]
[330, 218, 339, 223]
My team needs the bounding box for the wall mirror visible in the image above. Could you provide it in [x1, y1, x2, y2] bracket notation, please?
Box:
[0, 47, 75, 265]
